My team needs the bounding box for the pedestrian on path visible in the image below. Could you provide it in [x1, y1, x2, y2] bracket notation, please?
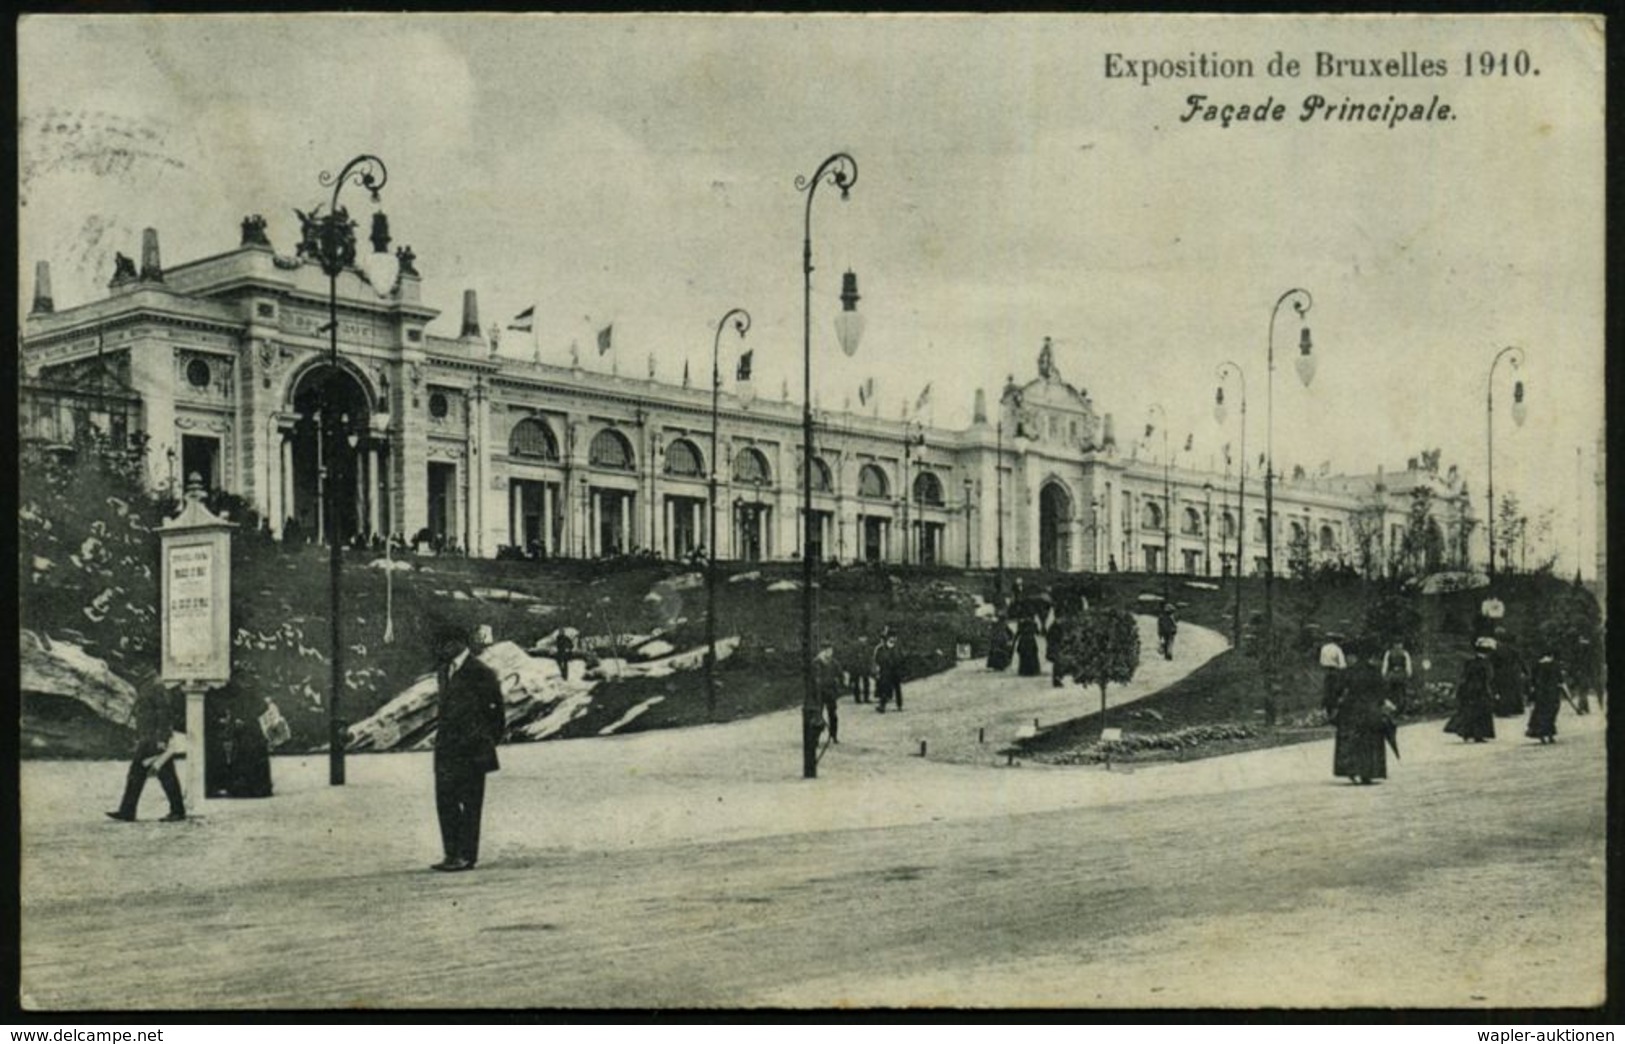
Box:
[107, 672, 187, 823]
[431, 623, 506, 872]
[1047, 615, 1068, 688]
[554, 628, 575, 681]
[986, 620, 1013, 672]
[875, 629, 905, 712]
[1525, 652, 1566, 744]
[1157, 603, 1179, 661]
[1319, 633, 1348, 707]
[1491, 632, 1528, 718]
[1445, 638, 1497, 743]
[1381, 639, 1413, 715]
[816, 641, 843, 744]
[1325, 657, 1389, 785]
[849, 633, 873, 702]
[1014, 617, 1041, 677]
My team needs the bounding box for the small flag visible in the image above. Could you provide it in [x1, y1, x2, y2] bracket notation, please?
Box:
[858, 377, 874, 406]
[508, 306, 535, 332]
[597, 324, 614, 355]
[683, 359, 690, 387]
[915, 382, 933, 413]
[736, 350, 753, 382]
[1258, 453, 1267, 469]
[1224, 442, 1232, 465]
[1184, 433, 1193, 452]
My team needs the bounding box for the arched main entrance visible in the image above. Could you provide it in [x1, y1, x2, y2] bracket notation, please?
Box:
[287, 364, 378, 546]
[1039, 480, 1073, 572]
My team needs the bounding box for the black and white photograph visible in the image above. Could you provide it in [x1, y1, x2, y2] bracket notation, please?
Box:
[14, 12, 1608, 1012]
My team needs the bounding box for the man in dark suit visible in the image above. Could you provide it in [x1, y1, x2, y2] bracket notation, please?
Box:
[431, 624, 506, 872]
[107, 672, 187, 823]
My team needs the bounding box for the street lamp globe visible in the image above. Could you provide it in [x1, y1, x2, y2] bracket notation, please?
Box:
[1294, 326, 1316, 388]
[834, 271, 865, 357]
[360, 212, 400, 297]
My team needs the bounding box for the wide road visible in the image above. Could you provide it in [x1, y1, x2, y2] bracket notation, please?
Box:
[19, 634, 1606, 1010]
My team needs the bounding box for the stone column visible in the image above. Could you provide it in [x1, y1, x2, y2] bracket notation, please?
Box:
[280, 436, 294, 533]
[367, 446, 382, 539]
[510, 482, 522, 548]
[692, 500, 702, 555]
[542, 483, 554, 555]
[621, 493, 632, 554]
[664, 497, 674, 557]
[590, 490, 601, 556]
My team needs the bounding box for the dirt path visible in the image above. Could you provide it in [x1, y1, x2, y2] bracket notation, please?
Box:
[837, 614, 1230, 764]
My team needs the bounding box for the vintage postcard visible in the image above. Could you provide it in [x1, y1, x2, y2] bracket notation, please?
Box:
[15, 13, 1607, 1012]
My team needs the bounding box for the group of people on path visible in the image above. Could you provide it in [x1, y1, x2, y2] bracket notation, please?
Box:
[1320, 612, 1593, 787]
[107, 672, 284, 824]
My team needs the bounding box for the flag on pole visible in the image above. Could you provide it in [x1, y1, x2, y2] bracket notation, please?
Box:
[597, 324, 614, 355]
[683, 359, 690, 387]
[857, 377, 873, 407]
[915, 382, 933, 413]
[508, 306, 535, 332]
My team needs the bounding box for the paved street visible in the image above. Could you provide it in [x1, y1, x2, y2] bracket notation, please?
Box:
[18, 622, 1607, 1010]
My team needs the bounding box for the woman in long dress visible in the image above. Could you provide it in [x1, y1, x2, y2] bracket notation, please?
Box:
[986, 620, 1013, 671]
[1015, 617, 1041, 677]
[1446, 640, 1497, 743]
[1525, 653, 1565, 744]
[1327, 660, 1388, 784]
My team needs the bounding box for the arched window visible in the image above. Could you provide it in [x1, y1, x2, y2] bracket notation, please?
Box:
[665, 438, 703, 477]
[509, 418, 560, 461]
[808, 456, 833, 494]
[1142, 500, 1163, 531]
[1319, 524, 1337, 552]
[590, 428, 635, 470]
[1221, 512, 1237, 541]
[913, 471, 944, 506]
[733, 446, 770, 485]
[1255, 516, 1269, 543]
[1183, 507, 1203, 536]
[1288, 520, 1305, 544]
[858, 463, 889, 500]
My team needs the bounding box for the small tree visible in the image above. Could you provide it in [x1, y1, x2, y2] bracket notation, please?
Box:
[1495, 493, 1527, 574]
[1055, 607, 1140, 728]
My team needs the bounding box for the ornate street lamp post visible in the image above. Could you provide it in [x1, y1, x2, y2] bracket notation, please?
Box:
[1145, 403, 1170, 588]
[901, 420, 925, 564]
[797, 152, 861, 779]
[297, 154, 397, 787]
[1203, 481, 1214, 577]
[1486, 345, 1528, 581]
[1263, 288, 1315, 726]
[1214, 360, 1247, 649]
[963, 477, 974, 569]
[707, 309, 750, 720]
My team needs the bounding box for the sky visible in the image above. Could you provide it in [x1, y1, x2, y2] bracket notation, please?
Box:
[17, 13, 1606, 577]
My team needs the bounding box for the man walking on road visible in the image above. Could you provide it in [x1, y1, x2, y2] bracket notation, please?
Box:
[107, 672, 187, 823]
[1157, 603, 1179, 661]
[875, 629, 905, 712]
[431, 624, 506, 872]
[816, 640, 843, 744]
